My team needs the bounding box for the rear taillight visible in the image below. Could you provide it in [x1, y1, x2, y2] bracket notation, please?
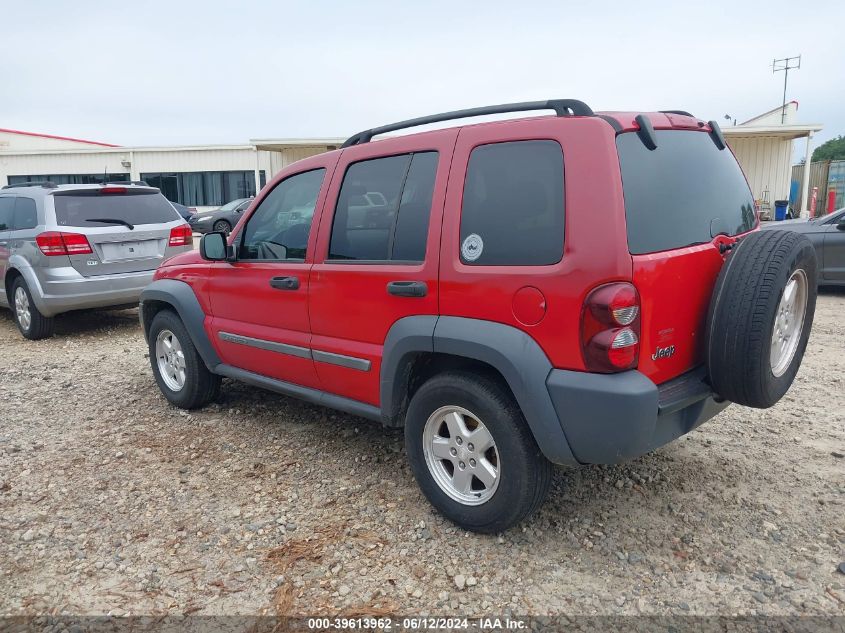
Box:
[35, 231, 93, 256]
[581, 282, 641, 373]
[168, 224, 193, 247]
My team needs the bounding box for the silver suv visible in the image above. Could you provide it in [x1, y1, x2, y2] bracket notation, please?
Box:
[0, 182, 193, 339]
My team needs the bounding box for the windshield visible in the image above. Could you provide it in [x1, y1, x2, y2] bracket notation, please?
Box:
[53, 190, 181, 228]
[818, 207, 845, 223]
[219, 198, 248, 212]
[617, 130, 757, 254]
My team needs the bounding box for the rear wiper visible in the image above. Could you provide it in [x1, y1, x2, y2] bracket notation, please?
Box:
[85, 218, 134, 230]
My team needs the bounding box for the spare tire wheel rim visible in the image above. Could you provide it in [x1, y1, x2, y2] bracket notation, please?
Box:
[770, 268, 808, 377]
[422, 405, 500, 506]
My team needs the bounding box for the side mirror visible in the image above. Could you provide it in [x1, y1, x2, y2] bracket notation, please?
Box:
[837, 219, 845, 231]
[200, 232, 232, 261]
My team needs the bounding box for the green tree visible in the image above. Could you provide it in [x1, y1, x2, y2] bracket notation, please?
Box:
[812, 135, 845, 161]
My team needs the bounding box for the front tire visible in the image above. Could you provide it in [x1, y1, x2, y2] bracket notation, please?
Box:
[11, 277, 54, 340]
[148, 310, 221, 409]
[213, 220, 231, 235]
[404, 372, 552, 533]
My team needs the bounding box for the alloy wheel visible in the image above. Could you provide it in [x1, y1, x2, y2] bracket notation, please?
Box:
[14, 286, 31, 331]
[156, 329, 187, 392]
[422, 405, 500, 506]
[770, 268, 808, 377]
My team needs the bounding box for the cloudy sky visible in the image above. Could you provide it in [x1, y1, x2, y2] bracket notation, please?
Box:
[2, 0, 843, 155]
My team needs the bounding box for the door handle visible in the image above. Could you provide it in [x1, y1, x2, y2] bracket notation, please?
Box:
[387, 280, 427, 297]
[270, 276, 300, 290]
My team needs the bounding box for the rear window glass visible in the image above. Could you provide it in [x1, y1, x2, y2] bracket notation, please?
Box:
[329, 151, 438, 262]
[460, 140, 564, 266]
[53, 190, 180, 228]
[617, 130, 756, 255]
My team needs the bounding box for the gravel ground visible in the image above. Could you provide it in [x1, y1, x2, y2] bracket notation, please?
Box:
[1, 291, 844, 619]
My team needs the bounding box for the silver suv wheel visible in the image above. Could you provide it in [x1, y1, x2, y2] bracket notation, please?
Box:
[155, 329, 186, 392]
[422, 405, 500, 506]
[14, 286, 31, 331]
[770, 269, 808, 377]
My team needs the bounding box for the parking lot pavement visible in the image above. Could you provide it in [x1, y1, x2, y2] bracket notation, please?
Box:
[1, 291, 844, 618]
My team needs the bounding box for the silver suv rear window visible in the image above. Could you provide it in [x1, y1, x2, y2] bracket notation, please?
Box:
[53, 190, 180, 228]
[617, 130, 756, 255]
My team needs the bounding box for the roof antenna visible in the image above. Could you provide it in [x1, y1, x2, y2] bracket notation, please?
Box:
[103, 166, 108, 184]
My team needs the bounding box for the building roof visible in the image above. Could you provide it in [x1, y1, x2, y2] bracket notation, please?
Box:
[739, 101, 799, 126]
[722, 101, 822, 140]
[250, 137, 345, 152]
[0, 127, 119, 147]
[722, 123, 823, 140]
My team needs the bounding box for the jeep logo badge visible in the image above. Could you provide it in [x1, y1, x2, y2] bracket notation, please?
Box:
[652, 345, 675, 361]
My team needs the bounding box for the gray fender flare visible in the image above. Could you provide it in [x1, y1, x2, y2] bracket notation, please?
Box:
[5, 258, 50, 315]
[139, 279, 221, 371]
[381, 315, 578, 466]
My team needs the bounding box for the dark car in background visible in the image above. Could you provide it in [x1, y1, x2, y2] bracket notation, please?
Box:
[762, 207, 845, 286]
[189, 197, 252, 234]
[170, 201, 196, 222]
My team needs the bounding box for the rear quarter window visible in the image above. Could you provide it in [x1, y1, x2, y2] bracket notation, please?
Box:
[617, 130, 756, 255]
[0, 196, 13, 230]
[460, 140, 564, 266]
[53, 190, 180, 227]
[13, 197, 38, 230]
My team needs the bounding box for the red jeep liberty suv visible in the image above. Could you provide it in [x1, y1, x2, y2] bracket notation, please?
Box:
[140, 100, 817, 532]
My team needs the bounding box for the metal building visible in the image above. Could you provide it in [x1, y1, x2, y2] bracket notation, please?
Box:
[0, 128, 343, 211]
[1, 104, 824, 218]
[721, 102, 822, 218]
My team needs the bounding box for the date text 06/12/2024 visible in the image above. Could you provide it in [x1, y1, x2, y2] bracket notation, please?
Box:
[306, 616, 527, 630]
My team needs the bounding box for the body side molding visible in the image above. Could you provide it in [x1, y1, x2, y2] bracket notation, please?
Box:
[218, 331, 311, 360]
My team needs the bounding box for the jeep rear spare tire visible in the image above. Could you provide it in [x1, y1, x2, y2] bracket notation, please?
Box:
[706, 230, 817, 408]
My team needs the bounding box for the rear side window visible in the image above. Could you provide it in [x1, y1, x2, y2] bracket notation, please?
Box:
[53, 190, 181, 227]
[460, 140, 564, 266]
[13, 197, 38, 230]
[0, 197, 13, 230]
[329, 152, 438, 262]
[617, 130, 756, 255]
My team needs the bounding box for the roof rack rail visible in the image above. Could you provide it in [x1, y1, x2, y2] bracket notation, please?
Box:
[660, 110, 695, 117]
[342, 99, 594, 148]
[2, 181, 58, 189]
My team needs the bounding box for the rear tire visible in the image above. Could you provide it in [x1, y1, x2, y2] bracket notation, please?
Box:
[11, 277, 54, 340]
[404, 371, 552, 533]
[706, 230, 817, 408]
[148, 309, 221, 409]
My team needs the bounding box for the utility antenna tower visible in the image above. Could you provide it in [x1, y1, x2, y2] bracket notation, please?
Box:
[772, 55, 801, 124]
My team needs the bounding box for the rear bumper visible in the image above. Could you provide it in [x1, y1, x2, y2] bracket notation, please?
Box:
[22, 265, 154, 316]
[547, 367, 728, 464]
